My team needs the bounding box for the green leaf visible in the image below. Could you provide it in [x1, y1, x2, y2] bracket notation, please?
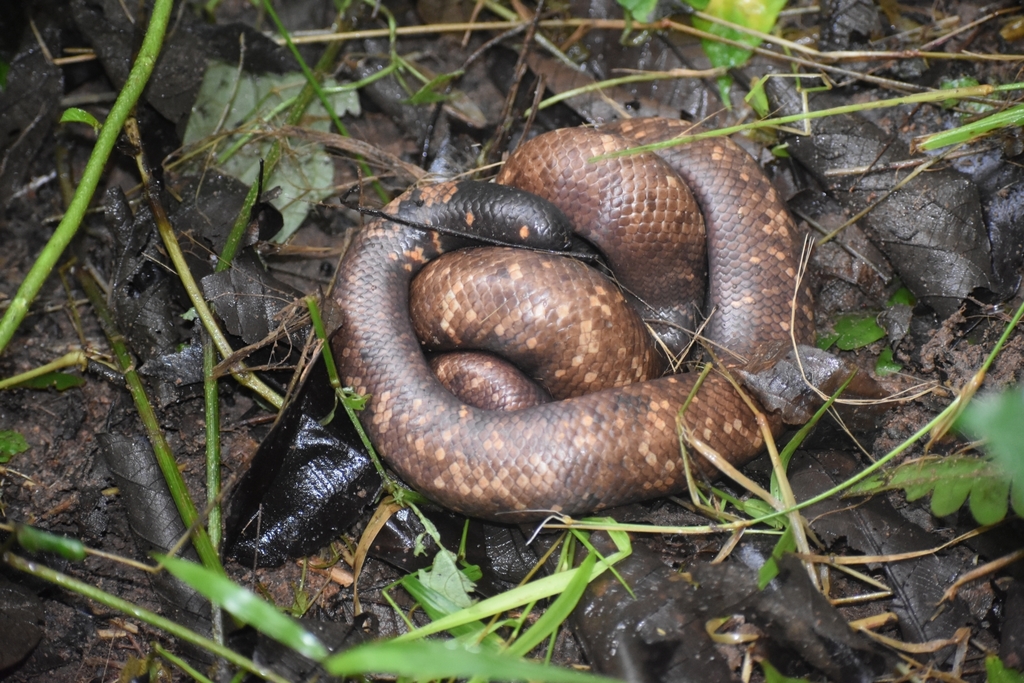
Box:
[831, 312, 886, 350]
[987, 655, 1024, 683]
[875, 347, 902, 377]
[405, 70, 464, 106]
[0, 429, 29, 462]
[959, 388, 1024, 518]
[940, 76, 980, 106]
[11, 371, 85, 391]
[692, 0, 787, 89]
[60, 107, 102, 131]
[930, 472, 973, 516]
[417, 549, 476, 609]
[761, 660, 813, 683]
[157, 554, 329, 661]
[816, 333, 840, 350]
[960, 389, 1024, 473]
[939, 77, 994, 114]
[400, 573, 498, 644]
[0, 60, 9, 90]
[182, 62, 360, 242]
[734, 497, 783, 529]
[341, 388, 369, 410]
[847, 455, 1018, 523]
[15, 524, 86, 561]
[886, 286, 916, 307]
[744, 76, 769, 117]
[966, 475, 1009, 526]
[323, 638, 618, 682]
[757, 526, 795, 589]
[617, 0, 660, 21]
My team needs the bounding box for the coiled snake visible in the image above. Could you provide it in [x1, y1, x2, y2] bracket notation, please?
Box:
[331, 118, 814, 521]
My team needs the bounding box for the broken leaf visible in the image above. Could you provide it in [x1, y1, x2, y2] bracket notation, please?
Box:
[416, 549, 477, 610]
[183, 61, 360, 241]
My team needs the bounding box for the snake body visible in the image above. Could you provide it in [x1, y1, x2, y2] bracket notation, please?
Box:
[331, 118, 814, 521]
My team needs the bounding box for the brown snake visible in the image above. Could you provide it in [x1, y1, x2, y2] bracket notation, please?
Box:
[331, 118, 814, 521]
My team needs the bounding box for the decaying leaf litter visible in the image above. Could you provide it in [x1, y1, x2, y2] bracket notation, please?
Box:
[1, 0, 1024, 680]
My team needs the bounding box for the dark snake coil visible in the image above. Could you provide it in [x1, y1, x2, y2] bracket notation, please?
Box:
[331, 118, 814, 521]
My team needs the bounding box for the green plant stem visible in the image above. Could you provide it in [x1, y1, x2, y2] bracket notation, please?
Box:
[153, 643, 215, 683]
[0, 0, 173, 357]
[263, 1, 351, 139]
[216, 147, 277, 272]
[918, 101, 1024, 150]
[203, 328, 224, 656]
[76, 271, 223, 574]
[3, 552, 288, 683]
[0, 350, 87, 389]
[202, 332, 222, 552]
[593, 84, 1011, 161]
[305, 297, 396, 491]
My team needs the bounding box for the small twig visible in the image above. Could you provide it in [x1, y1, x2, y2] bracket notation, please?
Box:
[941, 548, 1024, 604]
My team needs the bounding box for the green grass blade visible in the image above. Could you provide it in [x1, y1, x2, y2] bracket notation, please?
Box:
[917, 103, 1024, 151]
[322, 638, 620, 682]
[156, 554, 328, 661]
[395, 532, 630, 642]
[506, 553, 596, 657]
